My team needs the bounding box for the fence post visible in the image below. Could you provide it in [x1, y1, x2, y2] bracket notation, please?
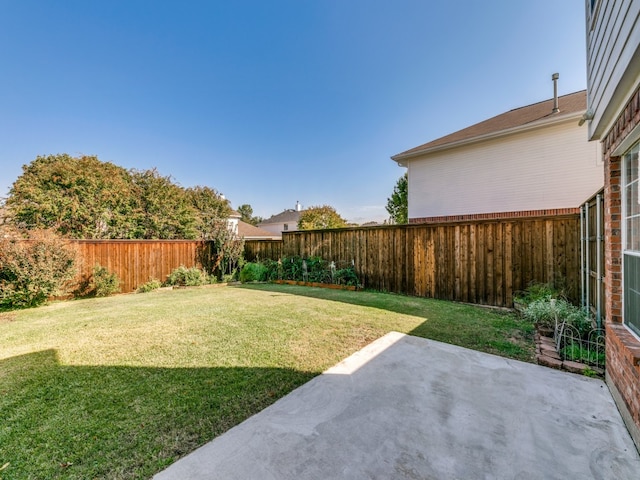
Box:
[585, 201, 590, 316]
[580, 205, 586, 310]
[596, 193, 603, 329]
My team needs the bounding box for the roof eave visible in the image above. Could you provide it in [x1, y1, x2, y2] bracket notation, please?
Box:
[391, 110, 584, 165]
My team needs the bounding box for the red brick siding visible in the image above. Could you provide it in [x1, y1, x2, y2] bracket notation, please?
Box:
[409, 208, 580, 224]
[606, 324, 640, 428]
[603, 84, 640, 440]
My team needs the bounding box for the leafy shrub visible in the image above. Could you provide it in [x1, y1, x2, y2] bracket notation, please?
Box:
[335, 267, 359, 286]
[262, 259, 282, 281]
[221, 273, 236, 283]
[513, 282, 561, 308]
[199, 221, 245, 281]
[0, 231, 77, 309]
[564, 307, 593, 338]
[164, 265, 209, 287]
[281, 256, 305, 281]
[306, 256, 331, 283]
[239, 262, 268, 283]
[91, 264, 120, 297]
[523, 296, 593, 335]
[523, 297, 574, 329]
[137, 278, 162, 293]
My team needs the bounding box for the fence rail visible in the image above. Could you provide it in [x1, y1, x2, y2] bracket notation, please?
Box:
[245, 215, 581, 308]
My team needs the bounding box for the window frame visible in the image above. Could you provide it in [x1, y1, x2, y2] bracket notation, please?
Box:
[622, 140, 640, 339]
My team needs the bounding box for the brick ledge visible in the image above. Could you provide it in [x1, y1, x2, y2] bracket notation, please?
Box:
[608, 323, 640, 366]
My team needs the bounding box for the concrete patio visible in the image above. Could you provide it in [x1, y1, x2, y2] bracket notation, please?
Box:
[155, 332, 640, 479]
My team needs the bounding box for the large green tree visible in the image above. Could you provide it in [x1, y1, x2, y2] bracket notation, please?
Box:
[298, 205, 347, 230]
[7, 154, 136, 238]
[237, 204, 263, 226]
[186, 185, 232, 238]
[386, 172, 408, 224]
[130, 168, 198, 239]
[6, 154, 230, 240]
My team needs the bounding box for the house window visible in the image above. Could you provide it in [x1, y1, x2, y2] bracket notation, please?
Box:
[283, 224, 288, 231]
[623, 141, 640, 337]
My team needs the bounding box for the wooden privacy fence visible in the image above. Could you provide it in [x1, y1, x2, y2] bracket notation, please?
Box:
[245, 215, 581, 308]
[244, 240, 284, 263]
[70, 240, 207, 293]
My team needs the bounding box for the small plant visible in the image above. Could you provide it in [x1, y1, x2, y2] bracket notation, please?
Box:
[239, 262, 268, 283]
[522, 297, 572, 329]
[137, 278, 162, 293]
[335, 267, 359, 286]
[281, 256, 305, 282]
[564, 307, 593, 338]
[560, 344, 605, 366]
[91, 264, 120, 297]
[221, 273, 236, 283]
[583, 367, 599, 378]
[164, 265, 209, 287]
[262, 259, 282, 281]
[305, 256, 330, 283]
[523, 296, 594, 334]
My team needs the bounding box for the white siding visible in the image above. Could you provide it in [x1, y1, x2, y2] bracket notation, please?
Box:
[258, 222, 298, 234]
[586, 0, 640, 139]
[407, 120, 603, 219]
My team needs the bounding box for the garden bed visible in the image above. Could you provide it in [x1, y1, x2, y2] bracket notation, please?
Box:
[515, 283, 605, 377]
[534, 325, 604, 377]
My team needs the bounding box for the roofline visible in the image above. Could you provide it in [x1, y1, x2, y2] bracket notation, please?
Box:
[391, 109, 585, 166]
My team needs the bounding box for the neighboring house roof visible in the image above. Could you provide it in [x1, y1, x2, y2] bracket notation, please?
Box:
[393, 90, 587, 164]
[258, 209, 302, 226]
[237, 220, 281, 240]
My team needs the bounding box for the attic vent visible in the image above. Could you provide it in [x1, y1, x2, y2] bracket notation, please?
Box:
[552, 73, 560, 114]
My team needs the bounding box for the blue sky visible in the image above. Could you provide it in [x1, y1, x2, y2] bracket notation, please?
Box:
[0, 0, 587, 223]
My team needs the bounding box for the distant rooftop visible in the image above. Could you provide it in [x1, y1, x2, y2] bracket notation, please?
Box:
[237, 220, 281, 239]
[259, 208, 303, 225]
[393, 90, 587, 162]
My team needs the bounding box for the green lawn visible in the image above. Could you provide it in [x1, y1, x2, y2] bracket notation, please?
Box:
[0, 284, 534, 479]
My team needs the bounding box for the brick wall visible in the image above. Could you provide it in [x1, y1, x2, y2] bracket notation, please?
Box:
[409, 208, 581, 224]
[606, 324, 640, 436]
[603, 85, 640, 448]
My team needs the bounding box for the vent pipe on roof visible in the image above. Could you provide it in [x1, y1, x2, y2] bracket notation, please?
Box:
[552, 73, 560, 113]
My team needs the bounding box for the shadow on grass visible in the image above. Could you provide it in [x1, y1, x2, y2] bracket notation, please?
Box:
[0, 349, 316, 480]
[235, 283, 535, 362]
